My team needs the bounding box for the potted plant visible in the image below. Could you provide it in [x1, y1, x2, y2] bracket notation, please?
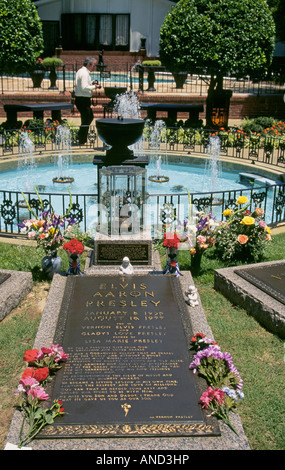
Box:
[29, 58, 46, 88]
[42, 57, 63, 89]
[172, 71, 188, 89]
[138, 60, 164, 91]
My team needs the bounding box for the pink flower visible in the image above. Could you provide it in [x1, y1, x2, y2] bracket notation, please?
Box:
[16, 377, 39, 394]
[197, 235, 207, 245]
[27, 230, 36, 239]
[51, 344, 68, 362]
[259, 220, 267, 229]
[199, 387, 225, 409]
[28, 386, 49, 401]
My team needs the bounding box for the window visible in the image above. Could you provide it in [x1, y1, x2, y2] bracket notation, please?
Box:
[61, 14, 130, 51]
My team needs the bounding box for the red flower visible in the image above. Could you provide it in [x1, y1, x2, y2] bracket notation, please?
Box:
[34, 367, 49, 382]
[23, 349, 39, 363]
[21, 367, 49, 382]
[162, 232, 181, 249]
[63, 238, 84, 255]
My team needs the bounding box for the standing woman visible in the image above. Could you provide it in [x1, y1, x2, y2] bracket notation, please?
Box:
[75, 57, 100, 144]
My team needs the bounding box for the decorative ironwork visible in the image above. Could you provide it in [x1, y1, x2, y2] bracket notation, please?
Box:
[160, 203, 176, 230]
[252, 191, 267, 206]
[68, 202, 83, 224]
[1, 199, 16, 225]
[192, 196, 213, 211]
[273, 189, 285, 217]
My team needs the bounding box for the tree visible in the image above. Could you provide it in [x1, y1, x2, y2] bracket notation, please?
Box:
[0, 0, 44, 75]
[159, 0, 276, 127]
[267, 0, 285, 42]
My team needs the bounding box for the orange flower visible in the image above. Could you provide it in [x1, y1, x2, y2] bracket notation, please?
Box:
[238, 234, 248, 244]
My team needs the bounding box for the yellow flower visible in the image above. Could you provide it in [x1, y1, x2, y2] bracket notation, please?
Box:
[265, 226, 271, 234]
[237, 196, 249, 205]
[240, 216, 255, 225]
[222, 209, 232, 216]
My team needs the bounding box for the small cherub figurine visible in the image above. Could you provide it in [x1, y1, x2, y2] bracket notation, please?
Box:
[119, 256, 134, 275]
[185, 285, 199, 307]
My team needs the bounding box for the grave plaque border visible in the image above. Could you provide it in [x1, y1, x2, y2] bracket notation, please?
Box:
[38, 274, 220, 439]
[235, 262, 285, 305]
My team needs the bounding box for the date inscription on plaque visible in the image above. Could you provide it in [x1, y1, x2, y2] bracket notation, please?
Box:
[39, 275, 218, 438]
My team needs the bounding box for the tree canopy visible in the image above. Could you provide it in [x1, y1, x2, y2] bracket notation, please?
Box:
[159, 0, 276, 81]
[0, 0, 44, 75]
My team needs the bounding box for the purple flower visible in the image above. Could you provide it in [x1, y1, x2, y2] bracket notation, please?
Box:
[189, 345, 243, 390]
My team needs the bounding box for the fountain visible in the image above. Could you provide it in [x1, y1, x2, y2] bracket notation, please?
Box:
[52, 125, 74, 183]
[18, 131, 36, 171]
[148, 120, 169, 183]
[104, 86, 127, 110]
[96, 117, 145, 162]
[204, 135, 222, 193]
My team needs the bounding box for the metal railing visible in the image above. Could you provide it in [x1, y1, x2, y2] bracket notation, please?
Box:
[1, 64, 284, 96]
[1, 183, 284, 236]
[1, 125, 285, 170]
[0, 125, 285, 235]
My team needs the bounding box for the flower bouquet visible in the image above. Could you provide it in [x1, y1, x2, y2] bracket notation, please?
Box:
[14, 344, 68, 448]
[215, 196, 271, 262]
[162, 232, 182, 277]
[19, 188, 76, 278]
[187, 212, 217, 275]
[189, 333, 244, 435]
[63, 238, 84, 275]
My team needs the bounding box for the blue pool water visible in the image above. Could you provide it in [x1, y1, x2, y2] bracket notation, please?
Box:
[0, 159, 252, 195]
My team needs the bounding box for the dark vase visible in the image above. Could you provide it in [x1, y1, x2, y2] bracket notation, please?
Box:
[66, 253, 83, 275]
[48, 67, 58, 89]
[29, 70, 45, 88]
[190, 251, 203, 276]
[146, 68, 156, 91]
[172, 72, 188, 89]
[163, 247, 182, 277]
[41, 250, 62, 279]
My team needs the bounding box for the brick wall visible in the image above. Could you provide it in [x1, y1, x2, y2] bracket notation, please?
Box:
[58, 50, 148, 68]
[1, 90, 285, 123]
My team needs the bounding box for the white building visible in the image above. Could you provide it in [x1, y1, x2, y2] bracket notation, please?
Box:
[34, 0, 178, 57]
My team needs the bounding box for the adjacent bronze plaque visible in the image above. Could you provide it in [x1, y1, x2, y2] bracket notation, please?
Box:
[0, 273, 11, 285]
[235, 262, 285, 305]
[96, 243, 150, 265]
[39, 275, 219, 438]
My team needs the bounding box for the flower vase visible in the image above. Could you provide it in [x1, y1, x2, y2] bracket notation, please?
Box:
[66, 253, 83, 275]
[190, 251, 202, 276]
[163, 247, 182, 277]
[29, 70, 45, 88]
[41, 250, 62, 279]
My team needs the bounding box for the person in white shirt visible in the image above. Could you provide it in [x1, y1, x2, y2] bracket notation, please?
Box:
[75, 57, 100, 144]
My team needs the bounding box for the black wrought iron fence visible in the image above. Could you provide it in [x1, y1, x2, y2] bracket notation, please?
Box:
[1, 182, 285, 237]
[1, 124, 285, 234]
[1, 64, 284, 95]
[1, 125, 285, 168]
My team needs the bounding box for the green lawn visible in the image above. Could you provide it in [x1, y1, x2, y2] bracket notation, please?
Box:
[0, 235, 284, 450]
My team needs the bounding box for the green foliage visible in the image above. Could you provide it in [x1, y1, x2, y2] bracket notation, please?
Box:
[159, 0, 276, 80]
[241, 116, 277, 134]
[214, 198, 272, 263]
[42, 57, 63, 68]
[0, 0, 44, 75]
[142, 60, 162, 67]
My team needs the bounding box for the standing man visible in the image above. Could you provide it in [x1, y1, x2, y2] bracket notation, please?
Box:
[75, 57, 100, 145]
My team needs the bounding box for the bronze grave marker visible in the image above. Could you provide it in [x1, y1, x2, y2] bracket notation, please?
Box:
[39, 275, 219, 438]
[235, 262, 285, 305]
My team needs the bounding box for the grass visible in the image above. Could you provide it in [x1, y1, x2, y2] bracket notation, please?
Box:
[0, 235, 285, 449]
